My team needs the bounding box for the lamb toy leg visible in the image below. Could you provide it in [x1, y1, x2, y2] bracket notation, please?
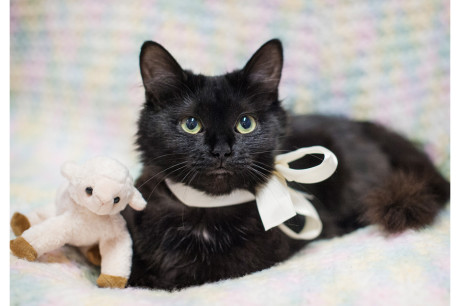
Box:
[11, 210, 102, 266]
[79, 245, 102, 266]
[10, 212, 74, 261]
[97, 231, 133, 288]
[10, 205, 55, 236]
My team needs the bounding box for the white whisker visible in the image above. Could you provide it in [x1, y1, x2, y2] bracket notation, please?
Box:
[138, 161, 188, 188]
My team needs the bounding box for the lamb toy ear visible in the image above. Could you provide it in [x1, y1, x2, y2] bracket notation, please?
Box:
[61, 161, 80, 181]
[129, 189, 147, 211]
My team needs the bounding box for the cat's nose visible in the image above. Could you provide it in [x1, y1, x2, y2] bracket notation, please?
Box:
[211, 142, 232, 159]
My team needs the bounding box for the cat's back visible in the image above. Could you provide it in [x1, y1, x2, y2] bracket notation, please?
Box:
[284, 114, 392, 181]
[286, 114, 377, 148]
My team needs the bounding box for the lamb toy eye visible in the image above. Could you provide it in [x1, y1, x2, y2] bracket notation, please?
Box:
[85, 187, 93, 196]
[114, 197, 120, 204]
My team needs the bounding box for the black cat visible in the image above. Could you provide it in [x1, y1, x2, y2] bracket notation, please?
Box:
[122, 39, 450, 290]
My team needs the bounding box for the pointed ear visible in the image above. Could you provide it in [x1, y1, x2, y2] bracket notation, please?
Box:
[61, 161, 79, 181]
[139, 41, 185, 99]
[243, 39, 283, 92]
[129, 189, 147, 211]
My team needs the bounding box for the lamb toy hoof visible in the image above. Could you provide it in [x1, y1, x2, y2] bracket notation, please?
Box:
[10, 237, 37, 261]
[10, 212, 31, 236]
[97, 274, 128, 289]
[85, 245, 102, 266]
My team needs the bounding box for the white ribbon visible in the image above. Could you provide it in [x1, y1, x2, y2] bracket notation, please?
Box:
[165, 146, 338, 240]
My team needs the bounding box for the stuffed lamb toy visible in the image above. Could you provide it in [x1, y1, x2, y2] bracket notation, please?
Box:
[10, 157, 147, 288]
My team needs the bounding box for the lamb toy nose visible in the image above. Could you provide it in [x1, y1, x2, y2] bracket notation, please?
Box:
[94, 194, 113, 206]
[94, 178, 123, 205]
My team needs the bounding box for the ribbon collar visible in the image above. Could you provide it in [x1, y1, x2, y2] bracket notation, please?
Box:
[165, 146, 338, 240]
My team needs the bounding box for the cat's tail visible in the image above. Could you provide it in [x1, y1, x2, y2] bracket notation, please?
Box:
[360, 122, 450, 233]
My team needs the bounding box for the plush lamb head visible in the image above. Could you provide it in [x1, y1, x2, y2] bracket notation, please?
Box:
[61, 157, 146, 215]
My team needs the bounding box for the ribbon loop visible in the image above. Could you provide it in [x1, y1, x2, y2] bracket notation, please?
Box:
[275, 146, 338, 184]
[165, 146, 338, 240]
[277, 190, 322, 240]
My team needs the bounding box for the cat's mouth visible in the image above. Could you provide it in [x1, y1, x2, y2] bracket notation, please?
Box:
[207, 167, 233, 176]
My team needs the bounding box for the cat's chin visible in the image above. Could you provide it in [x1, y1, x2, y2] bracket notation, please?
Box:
[187, 172, 249, 196]
[202, 176, 237, 195]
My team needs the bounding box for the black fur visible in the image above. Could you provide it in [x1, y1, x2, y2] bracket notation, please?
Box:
[122, 39, 450, 290]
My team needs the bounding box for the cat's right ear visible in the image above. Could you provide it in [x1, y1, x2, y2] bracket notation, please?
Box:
[139, 41, 185, 98]
[243, 39, 283, 93]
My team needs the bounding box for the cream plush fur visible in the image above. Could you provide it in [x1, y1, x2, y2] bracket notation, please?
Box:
[10, 157, 146, 288]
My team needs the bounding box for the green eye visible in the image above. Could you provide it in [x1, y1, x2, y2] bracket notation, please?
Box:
[236, 115, 257, 134]
[181, 117, 202, 134]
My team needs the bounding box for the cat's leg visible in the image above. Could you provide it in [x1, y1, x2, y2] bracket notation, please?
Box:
[360, 122, 450, 233]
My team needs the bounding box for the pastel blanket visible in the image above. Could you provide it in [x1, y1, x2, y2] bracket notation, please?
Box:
[10, 208, 450, 305]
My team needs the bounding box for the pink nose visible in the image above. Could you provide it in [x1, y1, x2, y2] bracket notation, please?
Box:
[93, 178, 123, 204]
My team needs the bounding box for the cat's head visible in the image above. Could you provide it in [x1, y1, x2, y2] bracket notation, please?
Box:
[136, 39, 287, 195]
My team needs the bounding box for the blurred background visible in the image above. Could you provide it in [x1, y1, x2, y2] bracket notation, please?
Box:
[11, 0, 449, 213]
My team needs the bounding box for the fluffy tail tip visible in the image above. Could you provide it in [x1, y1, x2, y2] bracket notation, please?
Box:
[363, 171, 449, 233]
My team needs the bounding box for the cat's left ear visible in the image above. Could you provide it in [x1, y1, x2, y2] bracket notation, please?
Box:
[243, 39, 283, 92]
[139, 41, 185, 99]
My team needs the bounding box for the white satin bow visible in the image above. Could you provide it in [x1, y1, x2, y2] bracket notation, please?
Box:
[165, 146, 338, 240]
